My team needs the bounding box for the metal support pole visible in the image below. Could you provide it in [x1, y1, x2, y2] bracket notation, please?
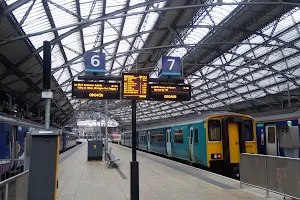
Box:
[130, 100, 139, 200]
[99, 118, 102, 138]
[287, 82, 291, 108]
[105, 100, 108, 161]
[45, 96, 51, 129]
[42, 41, 52, 130]
[265, 157, 270, 198]
[4, 182, 8, 200]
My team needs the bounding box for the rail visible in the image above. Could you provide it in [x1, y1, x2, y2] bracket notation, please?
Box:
[240, 153, 300, 199]
[0, 170, 29, 200]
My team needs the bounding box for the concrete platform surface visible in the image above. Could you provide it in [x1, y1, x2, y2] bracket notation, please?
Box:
[57, 142, 282, 200]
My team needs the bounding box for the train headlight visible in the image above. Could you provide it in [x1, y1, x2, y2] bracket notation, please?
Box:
[211, 154, 222, 159]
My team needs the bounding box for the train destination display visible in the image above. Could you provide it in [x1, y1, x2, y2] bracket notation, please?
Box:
[149, 84, 191, 101]
[72, 81, 120, 99]
[122, 73, 149, 100]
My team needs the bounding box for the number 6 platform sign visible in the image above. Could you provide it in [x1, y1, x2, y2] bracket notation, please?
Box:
[158, 55, 181, 78]
[84, 52, 106, 73]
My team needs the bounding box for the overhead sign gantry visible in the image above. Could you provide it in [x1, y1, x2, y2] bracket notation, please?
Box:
[71, 53, 191, 200]
[122, 73, 149, 100]
[72, 81, 120, 99]
[149, 84, 191, 101]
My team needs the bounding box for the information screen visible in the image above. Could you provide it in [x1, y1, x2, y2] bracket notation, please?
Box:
[122, 73, 149, 100]
[149, 84, 191, 101]
[72, 81, 120, 100]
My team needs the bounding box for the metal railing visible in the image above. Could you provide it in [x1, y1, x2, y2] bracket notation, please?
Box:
[0, 170, 28, 200]
[0, 159, 25, 182]
[240, 153, 300, 199]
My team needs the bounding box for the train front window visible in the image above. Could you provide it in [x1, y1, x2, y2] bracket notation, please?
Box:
[208, 120, 221, 141]
[244, 120, 254, 141]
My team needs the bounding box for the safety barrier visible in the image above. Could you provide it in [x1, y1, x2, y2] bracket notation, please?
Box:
[0, 170, 28, 200]
[240, 153, 300, 199]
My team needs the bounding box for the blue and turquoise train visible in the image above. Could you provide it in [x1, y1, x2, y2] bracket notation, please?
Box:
[0, 113, 78, 177]
[121, 112, 258, 173]
[255, 111, 300, 158]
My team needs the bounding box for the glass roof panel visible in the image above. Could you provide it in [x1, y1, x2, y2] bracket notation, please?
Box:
[4, 0, 300, 125]
[49, 0, 78, 35]
[79, 0, 103, 19]
[61, 31, 82, 60]
[51, 45, 66, 69]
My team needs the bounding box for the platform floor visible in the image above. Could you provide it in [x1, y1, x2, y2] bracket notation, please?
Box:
[57, 142, 282, 200]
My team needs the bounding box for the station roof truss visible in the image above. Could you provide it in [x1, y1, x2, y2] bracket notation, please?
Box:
[1, 0, 300, 126]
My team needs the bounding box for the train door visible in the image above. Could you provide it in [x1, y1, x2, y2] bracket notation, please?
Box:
[147, 131, 151, 150]
[10, 126, 18, 169]
[166, 128, 172, 156]
[228, 123, 240, 163]
[189, 126, 194, 161]
[11, 126, 18, 159]
[265, 125, 277, 156]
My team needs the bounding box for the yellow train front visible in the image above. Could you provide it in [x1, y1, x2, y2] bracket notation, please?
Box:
[205, 113, 257, 174]
[121, 112, 257, 175]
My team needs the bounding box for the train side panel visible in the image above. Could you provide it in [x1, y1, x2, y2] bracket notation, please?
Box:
[256, 124, 266, 154]
[65, 132, 78, 150]
[171, 124, 189, 160]
[257, 119, 300, 158]
[0, 124, 10, 159]
[192, 121, 208, 166]
[149, 128, 165, 155]
[138, 131, 147, 150]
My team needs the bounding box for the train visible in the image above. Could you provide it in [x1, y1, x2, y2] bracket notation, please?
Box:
[121, 112, 257, 174]
[111, 133, 121, 144]
[0, 113, 78, 177]
[255, 111, 300, 158]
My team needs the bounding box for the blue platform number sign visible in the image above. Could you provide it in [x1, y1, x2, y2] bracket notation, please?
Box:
[158, 55, 181, 77]
[84, 52, 106, 73]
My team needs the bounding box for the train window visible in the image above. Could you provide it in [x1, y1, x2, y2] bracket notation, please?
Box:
[208, 120, 221, 141]
[151, 132, 156, 141]
[268, 127, 276, 143]
[6, 130, 9, 145]
[151, 132, 163, 142]
[174, 129, 184, 143]
[194, 129, 199, 144]
[156, 132, 163, 142]
[15, 127, 18, 141]
[244, 120, 254, 141]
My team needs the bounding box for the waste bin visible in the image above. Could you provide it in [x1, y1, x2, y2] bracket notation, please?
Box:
[87, 139, 103, 161]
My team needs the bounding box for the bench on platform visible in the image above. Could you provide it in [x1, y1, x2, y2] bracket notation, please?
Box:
[107, 147, 120, 168]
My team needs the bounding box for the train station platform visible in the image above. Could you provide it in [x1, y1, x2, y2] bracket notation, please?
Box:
[57, 142, 283, 200]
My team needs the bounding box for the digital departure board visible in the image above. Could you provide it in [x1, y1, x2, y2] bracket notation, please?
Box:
[72, 81, 120, 100]
[149, 84, 191, 101]
[122, 73, 149, 100]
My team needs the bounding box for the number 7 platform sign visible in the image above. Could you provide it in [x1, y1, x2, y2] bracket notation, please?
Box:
[158, 55, 181, 78]
[84, 52, 106, 73]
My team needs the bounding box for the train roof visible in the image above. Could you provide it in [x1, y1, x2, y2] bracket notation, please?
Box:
[64, 130, 77, 135]
[122, 111, 253, 134]
[0, 113, 61, 130]
[254, 110, 300, 122]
